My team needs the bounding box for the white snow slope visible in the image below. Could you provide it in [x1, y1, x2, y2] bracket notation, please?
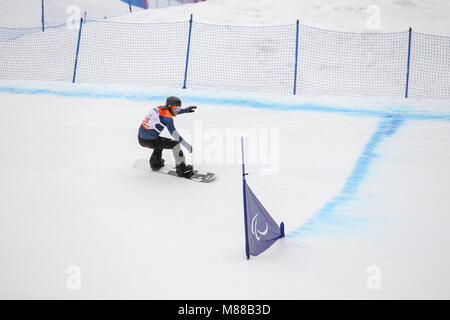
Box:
[116, 0, 450, 36]
[0, 81, 450, 299]
[1, 0, 450, 300]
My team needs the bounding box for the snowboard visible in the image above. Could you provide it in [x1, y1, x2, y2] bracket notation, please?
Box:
[133, 159, 216, 183]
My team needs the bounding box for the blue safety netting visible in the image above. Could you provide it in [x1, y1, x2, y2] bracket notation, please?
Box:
[43, 0, 139, 27]
[0, 1, 202, 29]
[75, 20, 189, 87]
[0, 25, 79, 82]
[187, 22, 297, 95]
[408, 32, 450, 99]
[0, 0, 42, 28]
[296, 25, 409, 97]
[0, 26, 42, 42]
[0, 0, 140, 29]
[0, 16, 449, 99]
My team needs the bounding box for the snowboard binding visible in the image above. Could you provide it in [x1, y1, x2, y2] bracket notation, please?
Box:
[176, 162, 195, 178]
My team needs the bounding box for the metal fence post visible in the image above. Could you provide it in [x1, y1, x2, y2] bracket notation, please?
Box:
[72, 18, 84, 83]
[241, 137, 250, 260]
[405, 27, 412, 98]
[183, 14, 193, 89]
[293, 20, 299, 95]
[41, 0, 45, 32]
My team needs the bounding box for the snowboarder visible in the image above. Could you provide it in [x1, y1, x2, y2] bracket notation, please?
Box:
[138, 96, 197, 178]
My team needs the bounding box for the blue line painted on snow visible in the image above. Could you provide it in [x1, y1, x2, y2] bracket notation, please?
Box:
[1, 85, 450, 122]
[288, 115, 404, 238]
[0, 83, 447, 239]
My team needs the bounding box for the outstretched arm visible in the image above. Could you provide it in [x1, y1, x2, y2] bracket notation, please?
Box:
[177, 106, 197, 115]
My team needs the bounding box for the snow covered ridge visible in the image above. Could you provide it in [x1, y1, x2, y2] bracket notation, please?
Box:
[1, 7, 449, 98]
[0, 0, 205, 29]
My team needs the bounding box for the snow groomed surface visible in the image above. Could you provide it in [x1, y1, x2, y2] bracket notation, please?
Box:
[1, 80, 450, 299]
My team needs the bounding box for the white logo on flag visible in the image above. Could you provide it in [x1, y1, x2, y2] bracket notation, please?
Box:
[251, 213, 268, 241]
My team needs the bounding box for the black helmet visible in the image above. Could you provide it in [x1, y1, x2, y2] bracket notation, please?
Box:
[166, 96, 181, 107]
[165, 96, 182, 116]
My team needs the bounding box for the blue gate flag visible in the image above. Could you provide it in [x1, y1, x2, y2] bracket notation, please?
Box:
[244, 182, 284, 258]
[244, 182, 284, 257]
[241, 136, 284, 259]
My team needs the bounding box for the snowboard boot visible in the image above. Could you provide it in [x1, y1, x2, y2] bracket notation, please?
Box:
[176, 162, 194, 178]
[150, 158, 165, 171]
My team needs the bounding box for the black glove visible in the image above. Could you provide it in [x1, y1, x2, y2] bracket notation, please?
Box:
[185, 106, 197, 113]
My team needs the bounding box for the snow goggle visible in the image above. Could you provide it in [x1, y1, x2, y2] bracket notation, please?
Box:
[168, 104, 181, 114]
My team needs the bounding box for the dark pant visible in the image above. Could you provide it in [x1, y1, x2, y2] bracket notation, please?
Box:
[138, 136, 183, 169]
